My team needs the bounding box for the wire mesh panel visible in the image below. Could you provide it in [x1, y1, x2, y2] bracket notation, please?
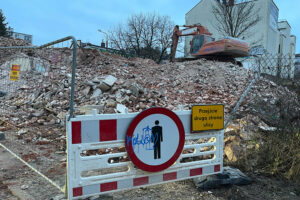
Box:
[257, 53, 295, 79]
[0, 37, 76, 199]
[0, 54, 51, 115]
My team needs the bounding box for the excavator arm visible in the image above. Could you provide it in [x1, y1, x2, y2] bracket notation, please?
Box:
[169, 25, 212, 62]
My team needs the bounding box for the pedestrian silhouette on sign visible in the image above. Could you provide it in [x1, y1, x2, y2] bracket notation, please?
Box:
[151, 120, 163, 159]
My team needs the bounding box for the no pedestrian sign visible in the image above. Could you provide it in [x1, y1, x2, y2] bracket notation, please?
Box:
[126, 107, 185, 172]
[192, 104, 224, 132]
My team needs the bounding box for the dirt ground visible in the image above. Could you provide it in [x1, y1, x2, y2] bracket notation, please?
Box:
[0, 130, 299, 200]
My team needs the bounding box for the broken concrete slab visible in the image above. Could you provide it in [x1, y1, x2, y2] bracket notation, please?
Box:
[98, 82, 111, 92]
[92, 77, 101, 84]
[178, 64, 186, 70]
[79, 105, 104, 115]
[82, 86, 91, 96]
[17, 129, 28, 136]
[129, 83, 141, 97]
[32, 110, 44, 117]
[103, 75, 117, 87]
[91, 89, 102, 99]
[106, 99, 116, 108]
[116, 104, 128, 114]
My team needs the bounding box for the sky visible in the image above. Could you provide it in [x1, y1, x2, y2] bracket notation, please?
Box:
[1, 0, 300, 53]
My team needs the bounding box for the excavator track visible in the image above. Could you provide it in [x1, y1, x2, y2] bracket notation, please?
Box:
[175, 55, 236, 63]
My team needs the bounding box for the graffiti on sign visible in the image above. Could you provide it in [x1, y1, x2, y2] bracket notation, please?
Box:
[127, 125, 158, 152]
[126, 108, 185, 172]
[192, 104, 224, 132]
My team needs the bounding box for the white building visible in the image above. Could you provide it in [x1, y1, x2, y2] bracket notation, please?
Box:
[295, 54, 300, 78]
[278, 21, 296, 57]
[185, 0, 296, 78]
[6, 28, 33, 44]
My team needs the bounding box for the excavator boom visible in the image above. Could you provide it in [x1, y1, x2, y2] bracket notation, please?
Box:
[170, 25, 212, 62]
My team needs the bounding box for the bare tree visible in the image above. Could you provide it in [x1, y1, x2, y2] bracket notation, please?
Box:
[212, 0, 260, 38]
[109, 12, 174, 63]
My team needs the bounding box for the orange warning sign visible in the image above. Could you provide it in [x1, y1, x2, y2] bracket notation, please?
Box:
[11, 65, 20, 71]
[10, 64, 21, 81]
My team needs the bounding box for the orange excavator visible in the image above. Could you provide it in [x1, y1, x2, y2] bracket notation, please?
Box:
[170, 25, 250, 62]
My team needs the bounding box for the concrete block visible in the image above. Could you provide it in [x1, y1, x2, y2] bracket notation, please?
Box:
[91, 89, 102, 99]
[103, 75, 117, 87]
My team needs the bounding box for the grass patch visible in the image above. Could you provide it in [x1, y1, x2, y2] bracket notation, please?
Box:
[256, 128, 300, 182]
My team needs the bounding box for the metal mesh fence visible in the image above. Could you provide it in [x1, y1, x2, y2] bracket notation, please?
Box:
[250, 53, 296, 79]
[0, 37, 76, 199]
[0, 47, 74, 127]
[261, 53, 295, 79]
[0, 53, 51, 114]
[219, 52, 298, 128]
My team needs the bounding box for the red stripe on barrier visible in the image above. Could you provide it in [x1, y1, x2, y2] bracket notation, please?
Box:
[214, 164, 220, 172]
[73, 187, 82, 197]
[163, 172, 177, 181]
[190, 168, 203, 176]
[99, 120, 117, 141]
[100, 181, 118, 192]
[72, 121, 82, 144]
[133, 176, 149, 186]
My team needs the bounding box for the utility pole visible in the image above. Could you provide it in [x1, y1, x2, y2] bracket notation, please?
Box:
[98, 29, 108, 48]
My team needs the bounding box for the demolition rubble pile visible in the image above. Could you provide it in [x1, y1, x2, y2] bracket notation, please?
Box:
[0, 36, 31, 65]
[0, 38, 299, 152]
[0, 36, 29, 47]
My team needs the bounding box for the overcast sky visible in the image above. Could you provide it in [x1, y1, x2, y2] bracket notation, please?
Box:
[1, 0, 300, 53]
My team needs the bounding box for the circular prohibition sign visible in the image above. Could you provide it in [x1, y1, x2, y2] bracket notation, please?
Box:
[126, 107, 185, 172]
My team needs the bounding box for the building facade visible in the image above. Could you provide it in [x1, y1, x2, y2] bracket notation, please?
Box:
[7, 28, 33, 44]
[185, 0, 296, 57]
[295, 54, 300, 78]
[185, 0, 297, 78]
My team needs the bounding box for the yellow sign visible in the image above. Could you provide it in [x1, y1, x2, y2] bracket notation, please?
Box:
[192, 104, 224, 132]
[10, 64, 20, 81]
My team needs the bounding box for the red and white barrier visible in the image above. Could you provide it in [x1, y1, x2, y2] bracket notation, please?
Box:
[67, 110, 224, 199]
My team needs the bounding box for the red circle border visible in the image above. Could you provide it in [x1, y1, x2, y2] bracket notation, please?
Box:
[125, 107, 185, 172]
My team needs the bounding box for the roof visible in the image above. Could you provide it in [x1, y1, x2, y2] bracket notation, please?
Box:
[278, 20, 291, 29]
[270, 0, 279, 11]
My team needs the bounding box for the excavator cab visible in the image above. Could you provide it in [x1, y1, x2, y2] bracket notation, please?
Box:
[191, 35, 215, 54]
[191, 35, 204, 54]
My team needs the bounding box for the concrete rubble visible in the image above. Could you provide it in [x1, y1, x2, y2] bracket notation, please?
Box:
[0, 36, 299, 162]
